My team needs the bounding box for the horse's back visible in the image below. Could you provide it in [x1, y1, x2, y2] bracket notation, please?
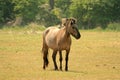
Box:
[43, 27, 59, 36]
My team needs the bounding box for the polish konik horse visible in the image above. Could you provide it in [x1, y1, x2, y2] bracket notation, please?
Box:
[42, 18, 81, 71]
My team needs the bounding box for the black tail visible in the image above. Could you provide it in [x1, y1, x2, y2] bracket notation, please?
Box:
[43, 50, 49, 66]
[42, 42, 49, 69]
[42, 30, 49, 69]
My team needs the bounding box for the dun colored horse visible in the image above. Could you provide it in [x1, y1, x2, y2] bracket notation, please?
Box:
[42, 18, 81, 71]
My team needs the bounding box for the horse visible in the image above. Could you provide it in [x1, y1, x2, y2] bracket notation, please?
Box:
[60, 18, 67, 27]
[42, 18, 81, 71]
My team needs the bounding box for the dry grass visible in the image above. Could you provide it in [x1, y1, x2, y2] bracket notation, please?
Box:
[0, 30, 120, 80]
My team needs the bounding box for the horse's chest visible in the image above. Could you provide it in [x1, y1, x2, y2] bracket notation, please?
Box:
[57, 38, 71, 50]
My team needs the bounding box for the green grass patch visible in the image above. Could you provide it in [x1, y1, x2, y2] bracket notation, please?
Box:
[0, 30, 120, 80]
[1, 23, 46, 32]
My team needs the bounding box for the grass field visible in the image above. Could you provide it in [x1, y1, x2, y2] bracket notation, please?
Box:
[0, 29, 120, 80]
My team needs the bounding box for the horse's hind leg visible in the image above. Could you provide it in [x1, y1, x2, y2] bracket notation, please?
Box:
[52, 50, 58, 70]
[59, 51, 63, 71]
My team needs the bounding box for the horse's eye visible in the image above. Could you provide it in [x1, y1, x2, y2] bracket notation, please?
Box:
[72, 26, 75, 29]
[71, 21, 74, 25]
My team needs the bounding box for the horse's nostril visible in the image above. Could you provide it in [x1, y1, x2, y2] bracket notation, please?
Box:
[76, 33, 81, 39]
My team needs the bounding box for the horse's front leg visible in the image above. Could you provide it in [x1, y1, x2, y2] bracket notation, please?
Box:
[52, 50, 58, 70]
[59, 51, 63, 71]
[65, 50, 70, 71]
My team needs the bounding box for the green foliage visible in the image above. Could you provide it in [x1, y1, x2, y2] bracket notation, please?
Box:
[36, 7, 60, 27]
[55, 0, 72, 17]
[107, 22, 120, 31]
[69, 0, 120, 29]
[51, 8, 62, 19]
[0, 0, 120, 30]
[12, 0, 42, 24]
[0, 0, 14, 23]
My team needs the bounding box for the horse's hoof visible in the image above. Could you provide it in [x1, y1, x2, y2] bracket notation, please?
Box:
[60, 67, 62, 71]
[55, 69, 59, 71]
[43, 67, 45, 70]
[54, 68, 59, 71]
[60, 68, 62, 71]
[43, 65, 47, 70]
[65, 68, 68, 71]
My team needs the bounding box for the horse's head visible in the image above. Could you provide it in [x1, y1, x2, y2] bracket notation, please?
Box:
[65, 18, 81, 39]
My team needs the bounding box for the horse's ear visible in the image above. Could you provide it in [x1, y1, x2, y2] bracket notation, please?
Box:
[70, 18, 77, 25]
[63, 18, 68, 26]
[73, 18, 77, 24]
[71, 21, 74, 25]
[70, 19, 74, 25]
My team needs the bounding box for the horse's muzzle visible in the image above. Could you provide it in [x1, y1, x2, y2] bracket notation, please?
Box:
[76, 33, 81, 39]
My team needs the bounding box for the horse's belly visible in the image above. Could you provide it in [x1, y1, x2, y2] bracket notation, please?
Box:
[59, 43, 71, 50]
[46, 39, 70, 50]
[46, 41, 57, 50]
[45, 36, 57, 50]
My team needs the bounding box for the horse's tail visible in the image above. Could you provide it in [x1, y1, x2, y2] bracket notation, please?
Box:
[42, 44, 49, 66]
[42, 33, 49, 69]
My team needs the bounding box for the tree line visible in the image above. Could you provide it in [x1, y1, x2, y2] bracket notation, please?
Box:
[0, 0, 120, 29]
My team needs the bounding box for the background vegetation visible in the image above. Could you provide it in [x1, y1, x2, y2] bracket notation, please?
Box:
[0, 0, 120, 30]
[0, 0, 120, 79]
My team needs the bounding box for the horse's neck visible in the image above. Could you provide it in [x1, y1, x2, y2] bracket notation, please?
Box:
[60, 27, 70, 39]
